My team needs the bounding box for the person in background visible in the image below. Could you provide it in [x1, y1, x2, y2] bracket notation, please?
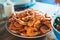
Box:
[55, 0, 60, 3]
[55, 0, 60, 6]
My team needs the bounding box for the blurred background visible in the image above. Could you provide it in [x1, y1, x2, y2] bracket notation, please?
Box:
[0, 0, 60, 19]
[0, 0, 59, 5]
[36, 0, 56, 5]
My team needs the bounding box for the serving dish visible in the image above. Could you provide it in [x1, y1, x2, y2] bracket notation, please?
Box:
[5, 9, 52, 38]
[52, 13, 60, 40]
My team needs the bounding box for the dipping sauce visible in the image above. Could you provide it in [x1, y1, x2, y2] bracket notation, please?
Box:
[53, 17, 60, 32]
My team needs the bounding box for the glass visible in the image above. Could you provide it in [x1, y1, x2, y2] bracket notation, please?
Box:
[4, 0, 14, 17]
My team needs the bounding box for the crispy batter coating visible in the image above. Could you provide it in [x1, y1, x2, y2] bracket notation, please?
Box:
[8, 9, 52, 37]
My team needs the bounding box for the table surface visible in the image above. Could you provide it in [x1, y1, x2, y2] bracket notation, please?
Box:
[0, 2, 60, 40]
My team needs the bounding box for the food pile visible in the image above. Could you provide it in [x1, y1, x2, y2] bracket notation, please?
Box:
[8, 9, 52, 37]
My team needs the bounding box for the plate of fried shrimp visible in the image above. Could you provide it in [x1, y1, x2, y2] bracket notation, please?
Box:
[6, 9, 52, 38]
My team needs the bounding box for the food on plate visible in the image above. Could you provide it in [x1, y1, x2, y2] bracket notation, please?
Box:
[53, 17, 60, 32]
[8, 9, 52, 37]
